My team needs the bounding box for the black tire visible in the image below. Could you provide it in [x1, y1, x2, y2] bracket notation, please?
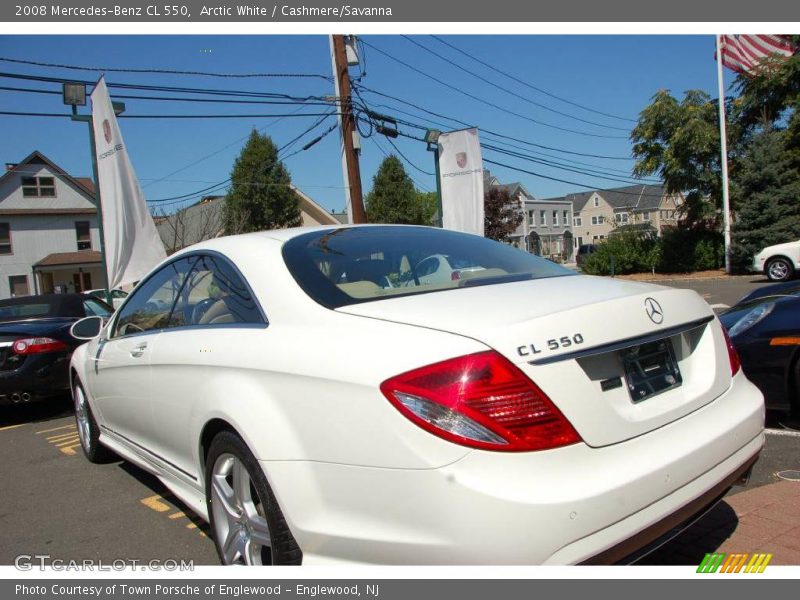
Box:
[205, 430, 302, 565]
[766, 257, 794, 282]
[72, 380, 114, 463]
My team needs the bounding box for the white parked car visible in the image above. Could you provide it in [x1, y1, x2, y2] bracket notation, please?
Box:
[69, 225, 764, 566]
[752, 240, 800, 282]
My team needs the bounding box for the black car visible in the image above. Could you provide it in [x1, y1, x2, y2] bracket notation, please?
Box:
[0, 294, 112, 405]
[719, 282, 800, 417]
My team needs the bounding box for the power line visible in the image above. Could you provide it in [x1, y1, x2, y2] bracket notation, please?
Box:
[0, 83, 336, 108]
[0, 56, 332, 81]
[369, 136, 431, 193]
[360, 39, 628, 140]
[0, 110, 341, 119]
[147, 115, 339, 206]
[354, 93, 648, 178]
[430, 36, 637, 124]
[0, 71, 331, 102]
[353, 84, 635, 160]
[142, 105, 316, 189]
[401, 36, 630, 132]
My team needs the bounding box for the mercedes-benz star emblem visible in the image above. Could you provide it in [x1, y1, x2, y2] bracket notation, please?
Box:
[645, 297, 664, 325]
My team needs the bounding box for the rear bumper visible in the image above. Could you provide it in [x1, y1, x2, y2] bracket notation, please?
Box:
[0, 352, 71, 404]
[263, 371, 765, 565]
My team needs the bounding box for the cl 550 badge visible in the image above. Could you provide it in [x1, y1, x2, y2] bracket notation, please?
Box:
[517, 333, 585, 357]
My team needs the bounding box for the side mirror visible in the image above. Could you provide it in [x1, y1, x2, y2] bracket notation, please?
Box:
[71, 316, 105, 340]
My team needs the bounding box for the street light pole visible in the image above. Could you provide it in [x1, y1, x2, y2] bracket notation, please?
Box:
[425, 129, 443, 228]
[64, 83, 123, 307]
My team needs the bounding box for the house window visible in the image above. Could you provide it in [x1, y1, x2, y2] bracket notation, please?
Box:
[642, 211, 651, 221]
[21, 176, 56, 198]
[574, 216, 582, 227]
[563, 210, 569, 225]
[552, 210, 559, 226]
[75, 221, 91, 251]
[591, 216, 605, 225]
[593, 197, 599, 208]
[0, 223, 10, 255]
[8, 275, 29, 297]
[615, 213, 629, 224]
[528, 210, 534, 226]
[540, 210, 546, 226]
[577, 236, 583, 247]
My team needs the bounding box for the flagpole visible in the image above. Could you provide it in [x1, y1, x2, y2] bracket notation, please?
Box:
[716, 34, 733, 275]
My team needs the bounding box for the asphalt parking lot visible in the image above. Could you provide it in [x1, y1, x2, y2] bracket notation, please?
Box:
[0, 274, 797, 567]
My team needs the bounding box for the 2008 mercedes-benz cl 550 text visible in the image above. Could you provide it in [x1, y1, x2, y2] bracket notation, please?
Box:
[69, 225, 765, 565]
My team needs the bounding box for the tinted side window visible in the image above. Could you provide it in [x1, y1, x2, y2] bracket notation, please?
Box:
[179, 255, 263, 327]
[83, 298, 112, 318]
[113, 258, 193, 337]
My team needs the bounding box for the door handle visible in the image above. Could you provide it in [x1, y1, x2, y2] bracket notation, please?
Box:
[130, 342, 147, 358]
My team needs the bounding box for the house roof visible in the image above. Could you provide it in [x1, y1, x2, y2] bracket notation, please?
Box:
[542, 184, 667, 213]
[156, 185, 339, 252]
[483, 169, 535, 201]
[0, 151, 96, 201]
[33, 250, 102, 268]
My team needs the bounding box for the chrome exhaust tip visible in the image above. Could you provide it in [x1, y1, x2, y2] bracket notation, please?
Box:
[21, 392, 31, 402]
[10, 393, 21, 403]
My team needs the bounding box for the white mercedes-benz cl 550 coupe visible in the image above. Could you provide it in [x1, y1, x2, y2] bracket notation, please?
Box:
[69, 225, 764, 566]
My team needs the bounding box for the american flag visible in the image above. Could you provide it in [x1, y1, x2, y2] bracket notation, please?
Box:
[717, 35, 797, 75]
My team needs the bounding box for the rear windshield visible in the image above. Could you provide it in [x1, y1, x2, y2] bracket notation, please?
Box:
[282, 226, 574, 308]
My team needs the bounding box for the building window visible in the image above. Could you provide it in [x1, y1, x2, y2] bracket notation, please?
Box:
[563, 210, 569, 225]
[75, 221, 92, 250]
[8, 275, 29, 297]
[540, 210, 546, 226]
[615, 213, 629, 224]
[21, 176, 56, 198]
[577, 236, 583, 247]
[528, 210, 534, 226]
[593, 197, 599, 208]
[0, 223, 10, 255]
[591, 215, 605, 225]
[552, 210, 559, 226]
[642, 211, 651, 221]
[573, 216, 582, 227]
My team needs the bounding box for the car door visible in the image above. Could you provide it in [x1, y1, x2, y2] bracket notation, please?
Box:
[145, 253, 267, 479]
[86, 257, 194, 450]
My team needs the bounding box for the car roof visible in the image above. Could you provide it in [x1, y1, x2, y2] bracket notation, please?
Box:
[0, 293, 89, 320]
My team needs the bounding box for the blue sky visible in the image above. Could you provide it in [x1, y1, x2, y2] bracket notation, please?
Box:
[0, 35, 734, 214]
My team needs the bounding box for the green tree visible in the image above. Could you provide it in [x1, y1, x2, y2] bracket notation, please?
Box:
[631, 89, 731, 224]
[224, 130, 301, 233]
[731, 128, 800, 270]
[365, 155, 426, 224]
[484, 187, 523, 243]
[416, 190, 439, 226]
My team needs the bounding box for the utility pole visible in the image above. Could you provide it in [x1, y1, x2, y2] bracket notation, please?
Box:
[330, 35, 366, 224]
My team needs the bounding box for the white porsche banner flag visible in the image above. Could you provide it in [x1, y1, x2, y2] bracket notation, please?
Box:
[91, 78, 166, 289]
[438, 128, 484, 237]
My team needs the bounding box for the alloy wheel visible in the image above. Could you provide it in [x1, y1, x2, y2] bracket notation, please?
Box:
[768, 260, 790, 281]
[73, 385, 91, 452]
[210, 453, 273, 565]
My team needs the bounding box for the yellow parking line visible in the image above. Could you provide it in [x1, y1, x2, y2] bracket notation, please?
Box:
[0, 424, 25, 432]
[186, 522, 197, 530]
[47, 431, 78, 442]
[55, 437, 81, 447]
[168, 511, 186, 520]
[141, 494, 172, 513]
[59, 444, 81, 456]
[36, 424, 75, 435]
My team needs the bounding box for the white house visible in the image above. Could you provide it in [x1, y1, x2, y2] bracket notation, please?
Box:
[0, 151, 102, 299]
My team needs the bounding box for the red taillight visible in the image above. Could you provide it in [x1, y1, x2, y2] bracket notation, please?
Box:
[12, 337, 69, 355]
[380, 351, 581, 452]
[722, 328, 741, 376]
